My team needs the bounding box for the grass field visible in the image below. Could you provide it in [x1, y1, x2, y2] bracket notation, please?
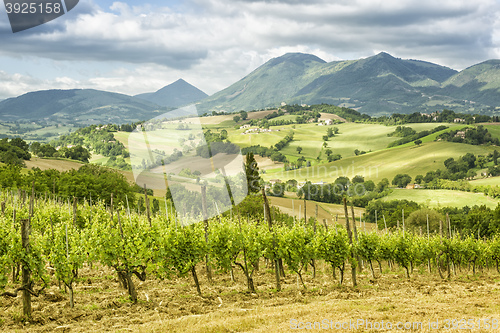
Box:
[263, 141, 498, 184]
[24, 157, 84, 172]
[470, 176, 500, 186]
[483, 124, 500, 140]
[228, 122, 454, 163]
[269, 196, 373, 230]
[382, 189, 500, 208]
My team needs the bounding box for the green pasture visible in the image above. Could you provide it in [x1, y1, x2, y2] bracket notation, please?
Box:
[382, 188, 499, 209]
[263, 141, 498, 183]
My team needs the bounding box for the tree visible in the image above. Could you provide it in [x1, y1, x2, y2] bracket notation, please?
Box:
[414, 139, 422, 146]
[415, 175, 424, 184]
[296, 146, 303, 154]
[244, 152, 261, 193]
[354, 149, 360, 156]
[392, 174, 412, 188]
[376, 178, 390, 192]
[494, 150, 499, 165]
[352, 175, 364, 184]
[327, 128, 334, 137]
[477, 155, 487, 168]
[233, 115, 241, 123]
[406, 208, 443, 233]
[239, 110, 248, 120]
[322, 135, 329, 141]
[462, 152, 476, 169]
[30, 142, 41, 155]
[325, 149, 333, 156]
[467, 169, 477, 180]
[220, 129, 228, 140]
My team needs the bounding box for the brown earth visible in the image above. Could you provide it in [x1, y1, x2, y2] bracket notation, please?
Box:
[2, 261, 499, 332]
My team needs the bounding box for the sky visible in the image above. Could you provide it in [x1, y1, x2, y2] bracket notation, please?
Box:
[0, 0, 499, 100]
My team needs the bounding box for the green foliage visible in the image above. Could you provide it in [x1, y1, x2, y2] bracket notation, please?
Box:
[405, 208, 444, 233]
[388, 125, 448, 148]
[0, 138, 31, 166]
[315, 228, 349, 271]
[437, 125, 499, 146]
[157, 223, 207, 278]
[388, 126, 416, 138]
[392, 174, 412, 188]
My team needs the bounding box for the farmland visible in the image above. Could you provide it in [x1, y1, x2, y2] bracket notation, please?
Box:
[1, 192, 500, 333]
[382, 189, 500, 209]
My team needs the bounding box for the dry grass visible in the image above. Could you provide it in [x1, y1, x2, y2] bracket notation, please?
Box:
[25, 158, 83, 172]
[1, 262, 499, 332]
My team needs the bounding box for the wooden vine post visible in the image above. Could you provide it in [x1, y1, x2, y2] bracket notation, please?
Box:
[200, 185, 212, 282]
[350, 205, 362, 273]
[110, 192, 114, 221]
[72, 197, 77, 228]
[22, 181, 35, 318]
[144, 184, 151, 227]
[262, 188, 281, 291]
[21, 217, 31, 318]
[343, 198, 357, 287]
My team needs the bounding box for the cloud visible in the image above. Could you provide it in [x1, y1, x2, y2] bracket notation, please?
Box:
[0, 0, 499, 97]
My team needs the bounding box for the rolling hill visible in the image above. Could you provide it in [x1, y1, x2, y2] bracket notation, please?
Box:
[261, 140, 497, 184]
[198, 52, 500, 115]
[0, 89, 167, 125]
[135, 79, 208, 108]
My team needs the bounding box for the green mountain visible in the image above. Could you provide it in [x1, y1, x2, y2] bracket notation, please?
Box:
[198, 52, 500, 115]
[440, 60, 500, 109]
[199, 53, 328, 113]
[135, 78, 208, 107]
[0, 89, 166, 125]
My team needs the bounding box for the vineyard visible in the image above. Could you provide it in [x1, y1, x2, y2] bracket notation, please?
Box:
[1, 188, 500, 332]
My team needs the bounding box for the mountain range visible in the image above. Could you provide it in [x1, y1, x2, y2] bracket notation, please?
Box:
[0, 79, 207, 125]
[1, 52, 500, 125]
[197, 52, 500, 115]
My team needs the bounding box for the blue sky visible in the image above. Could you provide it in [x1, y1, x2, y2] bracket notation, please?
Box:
[0, 0, 499, 100]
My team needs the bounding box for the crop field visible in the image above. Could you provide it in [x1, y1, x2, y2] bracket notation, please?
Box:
[470, 176, 500, 187]
[24, 157, 84, 173]
[382, 189, 500, 209]
[265, 141, 498, 183]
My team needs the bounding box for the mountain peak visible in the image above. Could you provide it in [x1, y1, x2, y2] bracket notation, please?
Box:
[135, 79, 208, 108]
[267, 53, 326, 67]
[374, 51, 394, 58]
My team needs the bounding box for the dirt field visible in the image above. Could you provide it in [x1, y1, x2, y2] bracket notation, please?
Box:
[1, 262, 499, 332]
[24, 158, 83, 172]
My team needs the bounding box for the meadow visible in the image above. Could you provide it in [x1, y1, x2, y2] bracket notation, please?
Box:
[382, 189, 500, 209]
[263, 141, 497, 183]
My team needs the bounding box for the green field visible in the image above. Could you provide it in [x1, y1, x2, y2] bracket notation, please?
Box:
[483, 124, 500, 140]
[382, 188, 500, 209]
[228, 121, 453, 162]
[263, 141, 497, 183]
[0, 122, 77, 142]
[469, 175, 500, 186]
